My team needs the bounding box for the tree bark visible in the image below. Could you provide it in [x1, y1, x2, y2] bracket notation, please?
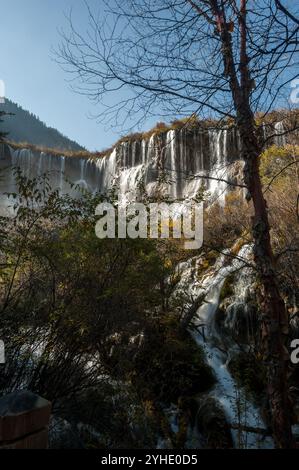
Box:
[238, 115, 294, 448]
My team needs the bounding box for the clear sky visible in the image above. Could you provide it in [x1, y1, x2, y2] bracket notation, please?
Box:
[0, 0, 130, 151]
[1, 1, 297, 151]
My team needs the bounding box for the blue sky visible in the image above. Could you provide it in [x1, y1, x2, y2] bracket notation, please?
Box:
[1, 1, 297, 150]
[0, 0, 128, 151]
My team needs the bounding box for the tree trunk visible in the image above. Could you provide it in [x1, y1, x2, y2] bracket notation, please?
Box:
[238, 114, 295, 448]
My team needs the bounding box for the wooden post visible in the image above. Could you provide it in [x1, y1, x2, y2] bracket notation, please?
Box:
[0, 391, 51, 449]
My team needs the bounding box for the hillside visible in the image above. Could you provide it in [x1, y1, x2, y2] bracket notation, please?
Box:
[0, 99, 84, 152]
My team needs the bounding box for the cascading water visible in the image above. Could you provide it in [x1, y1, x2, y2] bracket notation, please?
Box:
[0, 127, 240, 204]
[172, 245, 274, 449]
[0, 122, 288, 207]
[60, 156, 65, 193]
[274, 122, 287, 148]
[208, 129, 231, 205]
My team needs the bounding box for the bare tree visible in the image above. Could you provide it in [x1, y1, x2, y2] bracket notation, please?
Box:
[58, 0, 299, 448]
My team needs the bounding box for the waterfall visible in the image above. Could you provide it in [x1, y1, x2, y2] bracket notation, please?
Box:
[208, 129, 230, 205]
[173, 246, 274, 449]
[60, 156, 65, 193]
[140, 138, 148, 167]
[0, 122, 287, 204]
[119, 165, 144, 195]
[166, 130, 178, 199]
[0, 128, 236, 202]
[274, 121, 287, 147]
[0, 120, 291, 207]
[75, 159, 89, 189]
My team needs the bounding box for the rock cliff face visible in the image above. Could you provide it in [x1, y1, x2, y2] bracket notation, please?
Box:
[0, 123, 286, 204]
[0, 127, 240, 202]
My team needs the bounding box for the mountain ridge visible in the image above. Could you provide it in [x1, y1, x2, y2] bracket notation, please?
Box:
[0, 99, 84, 152]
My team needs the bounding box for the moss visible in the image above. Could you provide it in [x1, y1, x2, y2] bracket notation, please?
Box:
[230, 237, 247, 257]
[206, 250, 218, 265]
[255, 108, 299, 127]
[219, 273, 235, 302]
[200, 259, 210, 271]
[197, 250, 218, 277]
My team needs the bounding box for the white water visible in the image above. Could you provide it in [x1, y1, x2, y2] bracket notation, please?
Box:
[0, 127, 239, 204]
[0, 122, 287, 207]
[174, 246, 274, 449]
[274, 122, 287, 148]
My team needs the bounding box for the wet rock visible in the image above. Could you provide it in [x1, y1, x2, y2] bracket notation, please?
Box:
[224, 301, 258, 344]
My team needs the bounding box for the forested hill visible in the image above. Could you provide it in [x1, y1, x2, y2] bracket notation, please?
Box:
[1, 99, 84, 151]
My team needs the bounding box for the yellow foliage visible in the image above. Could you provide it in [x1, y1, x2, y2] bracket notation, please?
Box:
[260, 144, 299, 187]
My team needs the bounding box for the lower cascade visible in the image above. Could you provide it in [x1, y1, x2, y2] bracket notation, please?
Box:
[170, 245, 274, 449]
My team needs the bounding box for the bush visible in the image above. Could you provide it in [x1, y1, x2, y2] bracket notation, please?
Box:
[228, 352, 267, 401]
